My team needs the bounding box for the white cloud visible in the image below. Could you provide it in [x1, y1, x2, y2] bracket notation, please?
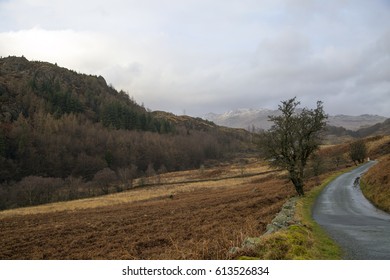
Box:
[0, 28, 113, 71]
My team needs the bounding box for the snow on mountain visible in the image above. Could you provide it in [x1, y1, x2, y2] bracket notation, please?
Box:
[204, 109, 388, 131]
[204, 108, 277, 130]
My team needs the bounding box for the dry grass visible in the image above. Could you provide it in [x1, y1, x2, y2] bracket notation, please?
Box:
[0, 160, 279, 219]
[133, 158, 273, 185]
[360, 135, 390, 213]
[0, 159, 293, 260]
[361, 154, 390, 213]
[366, 135, 390, 159]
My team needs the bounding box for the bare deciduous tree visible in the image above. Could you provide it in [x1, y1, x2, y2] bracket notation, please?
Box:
[117, 164, 138, 189]
[93, 168, 117, 195]
[260, 97, 327, 196]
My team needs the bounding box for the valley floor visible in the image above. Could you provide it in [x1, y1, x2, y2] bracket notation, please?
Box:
[0, 160, 294, 260]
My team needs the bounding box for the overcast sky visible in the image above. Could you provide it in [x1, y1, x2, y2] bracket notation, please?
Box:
[0, 0, 389, 117]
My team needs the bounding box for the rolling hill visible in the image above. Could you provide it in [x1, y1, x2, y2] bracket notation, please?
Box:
[204, 108, 388, 132]
[0, 56, 252, 210]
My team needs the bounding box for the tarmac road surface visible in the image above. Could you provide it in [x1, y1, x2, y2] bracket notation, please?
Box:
[312, 161, 390, 259]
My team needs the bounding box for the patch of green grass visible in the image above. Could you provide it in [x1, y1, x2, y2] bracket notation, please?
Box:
[237, 173, 344, 260]
[293, 175, 343, 259]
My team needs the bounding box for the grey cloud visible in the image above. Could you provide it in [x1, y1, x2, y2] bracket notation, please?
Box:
[0, 0, 389, 117]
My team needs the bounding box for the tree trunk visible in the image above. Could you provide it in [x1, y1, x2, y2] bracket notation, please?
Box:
[290, 175, 305, 196]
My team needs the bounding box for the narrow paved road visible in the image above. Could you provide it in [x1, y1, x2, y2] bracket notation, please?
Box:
[313, 161, 390, 259]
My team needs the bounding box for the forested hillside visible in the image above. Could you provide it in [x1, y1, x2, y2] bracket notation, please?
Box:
[0, 56, 251, 209]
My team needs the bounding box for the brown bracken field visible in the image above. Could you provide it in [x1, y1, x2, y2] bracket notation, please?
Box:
[0, 160, 295, 259]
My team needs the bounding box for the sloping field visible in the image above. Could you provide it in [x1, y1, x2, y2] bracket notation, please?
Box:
[0, 161, 294, 259]
[361, 154, 390, 213]
[357, 135, 390, 212]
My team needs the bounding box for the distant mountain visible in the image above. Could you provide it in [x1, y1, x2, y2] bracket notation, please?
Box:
[323, 119, 390, 144]
[204, 108, 388, 132]
[328, 114, 389, 131]
[356, 118, 390, 137]
[204, 108, 279, 131]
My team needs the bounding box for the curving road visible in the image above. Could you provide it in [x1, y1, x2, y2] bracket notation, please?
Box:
[312, 161, 390, 259]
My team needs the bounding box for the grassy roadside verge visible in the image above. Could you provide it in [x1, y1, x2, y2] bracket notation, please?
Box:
[360, 156, 390, 213]
[238, 172, 346, 260]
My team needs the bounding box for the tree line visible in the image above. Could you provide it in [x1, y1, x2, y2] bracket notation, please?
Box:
[0, 111, 245, 209]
